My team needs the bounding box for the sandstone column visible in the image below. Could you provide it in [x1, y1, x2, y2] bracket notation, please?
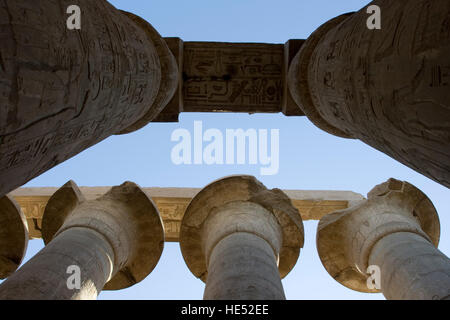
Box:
[288, 0, 450, 188]
[179, 175, 304, 300]
[0, 1, 178, 197]
[0, 180, 164, 299]
[317, 178, 450, 300]
[0, 195, 28, 279]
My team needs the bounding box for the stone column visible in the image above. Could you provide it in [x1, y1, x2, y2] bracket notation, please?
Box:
[0, 0, 178, 197]
[0, 195, 29, 279]
[288, 0, 450, 188]
[0, 180, 164, 300]
[179, 176, 304, 300]
[317, 178, 450, 300]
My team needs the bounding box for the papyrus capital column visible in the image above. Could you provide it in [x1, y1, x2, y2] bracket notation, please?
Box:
[288, 0, 450, 188]
[0, 180, 164, 299]
[0, 1, 178, 197]
[317, 178, 450, 299]
[0, 195, 28, 279]
[180, 175, 304, 300]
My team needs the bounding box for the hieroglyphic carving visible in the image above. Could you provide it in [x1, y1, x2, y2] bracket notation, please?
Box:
[289, 0, 450, 188]
[182, 42, 285, 113]
[10, 187, 363, 241]
[153, 198, 189, 241]
[11, 196, 49, 239]
[0, 0, 174, 197]
[151, 39, 304, 121]
[290, 199, 350, 220]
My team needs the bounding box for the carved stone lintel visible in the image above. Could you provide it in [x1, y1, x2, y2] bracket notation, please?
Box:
[11, 187, 364, 241]
[153, 40, 305, 121]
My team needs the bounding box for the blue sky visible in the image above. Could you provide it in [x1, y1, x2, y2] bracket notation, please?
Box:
[1, 0, 449, 300]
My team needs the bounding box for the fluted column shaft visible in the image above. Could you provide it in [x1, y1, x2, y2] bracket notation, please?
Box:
[202, 201, 285, 300]
[369, 232, 450, 300]
[289, 0, 450, 188]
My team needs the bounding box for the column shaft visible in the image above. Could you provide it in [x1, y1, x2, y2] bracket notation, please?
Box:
[369, 232, 450, 300]
[202, 201, 285, 300]
[204, 232, 285, 300]
[180, 176, 304, 300]
[289, 0, 450, 188]
[317, 178, 443, 298]
[0, 227, 115, 300]
[0, 181, 164, 299]
[0, 0, 177, 197]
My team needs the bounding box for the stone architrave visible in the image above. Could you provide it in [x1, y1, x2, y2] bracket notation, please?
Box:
[317, 178, 450, 300]
[158, 40, 304, 119]
[179, 175, 304, 300]
[0, 1, 178, 197]
[0, 195, 28, 279]
[10, 186, 364, 240]
[289, 0, 450, 188]
[0, 181, 164, 300]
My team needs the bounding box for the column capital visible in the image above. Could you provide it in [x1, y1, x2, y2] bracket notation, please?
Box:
[287, 0, 450, 188]
[288, 13, 354, 139]
[42, 180, 164, 290]
[0, 195, 29, 279]
[317, 178, 440, 293]
[116, 11, 178, 134]
[180, 175, 304, 282]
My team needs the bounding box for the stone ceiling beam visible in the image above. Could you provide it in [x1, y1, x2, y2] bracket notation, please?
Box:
[9, 186, 364, 241]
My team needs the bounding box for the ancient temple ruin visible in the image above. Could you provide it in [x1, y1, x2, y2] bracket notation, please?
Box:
[0, 0, 449, 300]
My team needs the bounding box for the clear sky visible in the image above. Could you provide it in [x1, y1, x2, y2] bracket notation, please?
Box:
[1, 0, 449, 300]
